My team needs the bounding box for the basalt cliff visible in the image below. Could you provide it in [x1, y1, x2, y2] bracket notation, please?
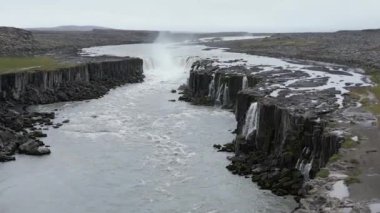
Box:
[0, 57, 144, 162]
[179, 57, 368, 207]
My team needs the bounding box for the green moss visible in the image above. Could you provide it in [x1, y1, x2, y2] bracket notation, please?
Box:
[367, 104, 380, 115]
[367, 69, 380, 104]
[349, 68, 380, 116]
[368, 68, 380, 84]
[316, 168, 330, 178]
[341, 138, 359, 149]
[0, 57, 69, 74]
[329, 154, 343, 163]
[345, 176, 361, 185]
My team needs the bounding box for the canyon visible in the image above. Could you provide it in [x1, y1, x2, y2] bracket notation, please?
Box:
[0, 28, 379, 212]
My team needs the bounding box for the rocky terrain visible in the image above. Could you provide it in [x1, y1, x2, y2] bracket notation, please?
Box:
[209, 29, 380, 71]
[0, 57, 144, 162]
[179, 54, 373, 211]
[2, 25, 380, 211]
[0, 27, 36, 56]
[204, 30, 380, 212]
[31, 29, 160, 55]
[0, 26, 258, 57]
[0, 26, 160, 56]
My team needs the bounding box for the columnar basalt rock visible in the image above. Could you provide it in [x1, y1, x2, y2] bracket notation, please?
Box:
[0, 58, 144, 104]
[186, 60, 257, 107]
[0, 57, 144, 162]
[182, 59, 348, 196]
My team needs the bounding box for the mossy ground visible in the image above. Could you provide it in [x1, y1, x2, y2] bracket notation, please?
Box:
[345, 168, 362, 185]
[351, 68, 380, 115]
[316, 168, 330, 178]
[0, 57, 68, 74]
[329, 154, 343, 163]
[341, 137, 359, 149]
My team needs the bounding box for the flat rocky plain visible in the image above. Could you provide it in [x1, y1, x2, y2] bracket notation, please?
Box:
[210, 30, 380, 70]
[207, 30, 380, 212]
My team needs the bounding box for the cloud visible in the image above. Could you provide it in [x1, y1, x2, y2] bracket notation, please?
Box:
[0, 0, 379, 32]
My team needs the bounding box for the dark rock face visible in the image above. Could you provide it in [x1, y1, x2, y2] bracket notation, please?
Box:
[0, 58, 144, 162]
[185, 60, 253, 108]
[235, 96, 342, 177]
[183, 59, 346, 196]
[0, 58, 144, 104]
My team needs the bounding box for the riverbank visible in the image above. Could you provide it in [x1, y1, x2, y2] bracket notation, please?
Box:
[1, 27, 379, 211]
[201, 31, 380, 212]
[0, 57, 144, 162]
[179, 57, 376, 211]
[0, 41, 298, 213]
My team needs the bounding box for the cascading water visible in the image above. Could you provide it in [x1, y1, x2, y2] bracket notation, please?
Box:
[242, 102, 259, 139]
[298, 159, 313, 181]
[208, 74, 215, 98]
[295, 148, 313, 181]
[143, 58, 156, 70]
[184, 56, 199, 71]
[223, 84, 230, 107]
[242, 75, 248, 90]
[215, 83, 224, 105]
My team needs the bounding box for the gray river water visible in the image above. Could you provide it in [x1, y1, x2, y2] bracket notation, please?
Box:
[0, 39, 305, 213]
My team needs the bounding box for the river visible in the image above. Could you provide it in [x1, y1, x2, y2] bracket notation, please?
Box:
[0, 37, 319, 213]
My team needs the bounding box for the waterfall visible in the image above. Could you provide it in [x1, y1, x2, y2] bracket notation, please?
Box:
[208, 74, 215, 98]
[242, 102, 259, 139]
[297, 158, 313, 181]
[143, 58, 155, 70]
[223, 84, 230, 107]
[184, 56, 198, 71]
[242, 76, 248, 90]
[215, 83, 224, 105]
[295, 148, 313, 181]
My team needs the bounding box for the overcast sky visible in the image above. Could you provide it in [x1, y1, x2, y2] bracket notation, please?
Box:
[0, 0, 379, 32]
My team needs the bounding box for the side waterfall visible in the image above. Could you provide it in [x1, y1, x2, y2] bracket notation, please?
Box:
[208, 74, 215, 98]
[215, 83, 224, 105]
[242, 76, 248, 90]
[295, 148, 313, 181]
[223, 84, 230, 107]
[242, 102, 259, 139]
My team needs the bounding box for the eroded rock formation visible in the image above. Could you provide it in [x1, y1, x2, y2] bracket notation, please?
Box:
[180, 58, 362, 196]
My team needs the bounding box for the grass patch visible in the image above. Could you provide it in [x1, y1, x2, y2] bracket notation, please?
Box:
[329, 154, 343, 163]
[0, 57, 68, 74]
[345, 176, 361, 185]
[341, 138, 359, 149]
[344, 167, 361, 185]
[350, 68, 380, 115]
[367, 69, 380, 98]
[316, 168, 330, 178]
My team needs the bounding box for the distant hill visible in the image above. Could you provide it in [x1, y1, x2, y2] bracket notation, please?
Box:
[0, 27, 35, 56]
[27, 25, 112, 32]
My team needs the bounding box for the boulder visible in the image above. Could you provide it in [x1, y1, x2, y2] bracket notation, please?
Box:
[18, 140, 51, 155]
